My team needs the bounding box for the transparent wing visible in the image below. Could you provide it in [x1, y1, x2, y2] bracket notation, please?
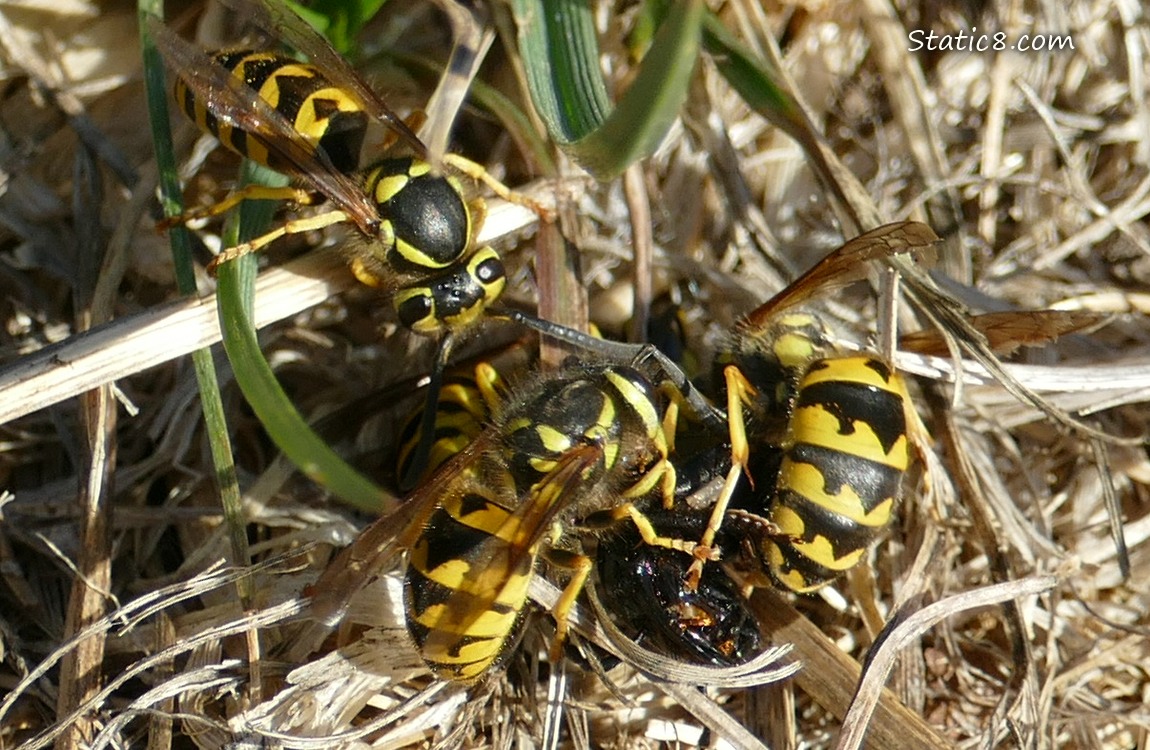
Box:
[900, 309, 1108, 356]
[216, 0, 428, 158]
[743, 221, 940, 328]
[149, 16, 381, 234]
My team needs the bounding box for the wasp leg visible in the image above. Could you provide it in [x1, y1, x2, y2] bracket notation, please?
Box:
[348, 256, 388, 288]
[473, 361, 504, 416]
[616, 447, 678, 516]
[542, 548, 594, 663]
[205, 209, 360, 274]
[656, 381, 685, 463]
[442, 153, 555, 222]
[465, 193, 488, 245]
[685, 364, 757, 588]
[599, 503, 721, 562]
[159, 185, 321, 231]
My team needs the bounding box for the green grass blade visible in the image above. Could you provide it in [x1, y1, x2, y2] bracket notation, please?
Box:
[513, 0, 610, 142]
[215, 164, 391, 515]
[698, 12, 805, 145]
[513, 0, 703, 178]
[138, 0, 253, 583]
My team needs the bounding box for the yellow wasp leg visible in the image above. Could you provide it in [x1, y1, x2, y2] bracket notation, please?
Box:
[619, 452, 675, 503]
[723, 364, 756, 484]
[442, 153, 555, 222]
[349, 257, 387, 288]
[661, 402, 680, 458]
[473, 361, 504, 417]
[661, 460, 677, 511]
[657, 381, 684, 459]
[160, 185, 320, 230]
[543, 548, 594, 662]
[685, 364, 758, 588]
[651, 380, 704, 509]
[614, 503, 721, 561]
[205, 209, 352, 274]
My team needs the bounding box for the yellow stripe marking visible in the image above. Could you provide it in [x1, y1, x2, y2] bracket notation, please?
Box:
[791, 404, 910, 467]
[777, 460, 896, 525]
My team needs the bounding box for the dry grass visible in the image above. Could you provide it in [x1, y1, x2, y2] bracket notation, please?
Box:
[1, 0, 1148, 748]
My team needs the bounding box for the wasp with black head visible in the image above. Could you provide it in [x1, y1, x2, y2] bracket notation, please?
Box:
[307, 362, 714, 682]
[698, 222, 937, 592]
[151, 0, 546, 337]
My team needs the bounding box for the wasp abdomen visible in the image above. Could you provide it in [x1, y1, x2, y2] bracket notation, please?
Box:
[767, 355, 911, 592]
[176, 51, 368, 174]
[405, 484, 534, 682]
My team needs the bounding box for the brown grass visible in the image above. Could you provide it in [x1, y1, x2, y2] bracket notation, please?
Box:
[0, 0, 1148, 748]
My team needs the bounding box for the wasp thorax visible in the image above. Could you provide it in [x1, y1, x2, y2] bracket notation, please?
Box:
[370, 158, 471, 272]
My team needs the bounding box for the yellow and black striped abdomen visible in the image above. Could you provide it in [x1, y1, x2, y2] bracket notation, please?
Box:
[174, 50, 368, 174]
[401, 364, 678, 682]
[404, 467, 534, 682]
[767, 355, 911, 593]
[394, 371, 493, 485]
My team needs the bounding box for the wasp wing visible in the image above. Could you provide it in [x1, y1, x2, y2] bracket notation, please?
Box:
[216, 0, 428, 159]
[412, 442, 605, 646]
[149, 16, 381, 235]
[297, 429, 501, 637]
[743, 221, 940, 328]
[900, 309, 1108, 356]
